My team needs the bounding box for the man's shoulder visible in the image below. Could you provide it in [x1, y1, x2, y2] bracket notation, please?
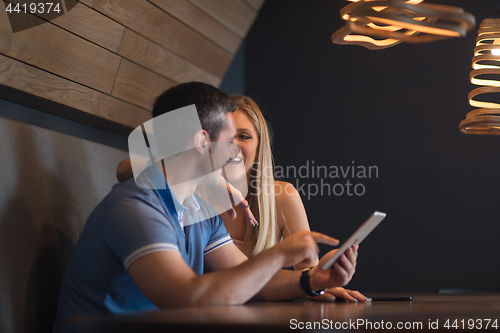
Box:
[83, 179, 180, 256]
[92, 180, 168, 223]
[107, 179, 162, 204]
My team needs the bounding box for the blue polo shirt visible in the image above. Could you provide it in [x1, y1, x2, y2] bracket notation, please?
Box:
[53, 166, 232, 333]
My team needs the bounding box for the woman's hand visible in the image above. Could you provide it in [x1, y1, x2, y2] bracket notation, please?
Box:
[309, 245, 358, 291]
[117, 158, 258, 226]
[211, 175, 258, 226]
[307, 245, 369, 302]
[308, 287, 371, 303]
[117, 159, 134, 183]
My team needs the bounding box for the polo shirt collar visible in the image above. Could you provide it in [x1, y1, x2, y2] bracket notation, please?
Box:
[137, 163, 201, 225]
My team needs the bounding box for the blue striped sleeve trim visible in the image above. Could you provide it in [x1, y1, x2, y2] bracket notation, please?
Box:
[203, 235, 233, 255]
[124, 243, 180, 270]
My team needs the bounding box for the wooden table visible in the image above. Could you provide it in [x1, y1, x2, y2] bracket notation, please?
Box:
[81, 293, 500, 332]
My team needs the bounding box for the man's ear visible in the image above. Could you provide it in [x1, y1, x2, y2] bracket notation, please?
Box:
[193, 129, 209, 154]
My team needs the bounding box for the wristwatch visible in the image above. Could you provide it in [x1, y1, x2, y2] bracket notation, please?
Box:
[300, 268, 326, 297]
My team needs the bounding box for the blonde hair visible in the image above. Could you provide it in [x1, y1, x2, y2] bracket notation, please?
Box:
[230, 95, 277, 257]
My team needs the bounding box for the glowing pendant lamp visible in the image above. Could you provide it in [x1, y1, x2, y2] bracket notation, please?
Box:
[459, 18, 500, 135]
[332, 0, 475, 50]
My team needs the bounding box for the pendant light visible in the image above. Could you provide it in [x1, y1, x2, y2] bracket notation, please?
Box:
[459, 4, 500, 135]
[332, 0, 475, 50]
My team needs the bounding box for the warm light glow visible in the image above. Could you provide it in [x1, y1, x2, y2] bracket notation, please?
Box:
[333, 0, 475, 50]
[476, 33, 500, 55]
[470, 69, 500, 87]
[460, 18, 500, 135]
[344, 34, 400, 46]
[492, 40, 500, 55]
[348, 0, 423, 3]
[367, 22, 404, 32]
[469, 91, 500, 109]
[366, 16, 462, 37]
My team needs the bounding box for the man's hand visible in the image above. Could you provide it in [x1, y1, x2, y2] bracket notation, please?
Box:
[309, 245, 358, 291]
[269, 231, 339, 269]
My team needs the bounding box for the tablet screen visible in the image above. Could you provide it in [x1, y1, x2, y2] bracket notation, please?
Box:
[322, 211, 386, 270]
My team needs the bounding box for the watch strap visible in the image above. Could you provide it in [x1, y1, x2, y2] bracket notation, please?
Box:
[300, 268, 325, 297]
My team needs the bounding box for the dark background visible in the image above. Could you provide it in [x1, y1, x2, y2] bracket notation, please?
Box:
[234, 0, 500, 292]
[4, 0, 497, 298]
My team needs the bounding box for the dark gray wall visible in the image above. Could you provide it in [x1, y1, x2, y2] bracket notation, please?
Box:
[0, 99, 128, 333]
[245, 0, 500, 292]
[220, 42, 247, 96]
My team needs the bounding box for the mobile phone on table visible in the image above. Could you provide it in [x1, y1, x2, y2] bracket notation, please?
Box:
[370, 296, 412, 301]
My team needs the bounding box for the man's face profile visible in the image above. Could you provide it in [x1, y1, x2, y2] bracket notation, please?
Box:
[217, 112, 237, 145]
[209, 112, 239, 172]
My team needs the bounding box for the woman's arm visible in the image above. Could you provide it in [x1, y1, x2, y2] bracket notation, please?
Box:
[275, 181, 370, 303]
[275, 181, 318, 269]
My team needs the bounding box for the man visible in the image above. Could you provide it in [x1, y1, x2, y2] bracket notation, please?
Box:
[53, 82, 358, 333]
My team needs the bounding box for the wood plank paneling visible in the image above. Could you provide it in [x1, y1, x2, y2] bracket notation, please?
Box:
[0, 9, 121, 94]
[94, 0, 232, 78]
[118, 29, 221, 87]
[112, 59, 175, 110]
[242, 0, 265, 11]
[0, 54, 150, 128]
[0, 0, 263, 131]
[150, 0, 241, 54]
[51, 2, 125, 53]
[189, 0, 257, 38]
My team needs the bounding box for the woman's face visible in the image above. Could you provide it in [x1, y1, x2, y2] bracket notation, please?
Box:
[224, 108, 259, 180]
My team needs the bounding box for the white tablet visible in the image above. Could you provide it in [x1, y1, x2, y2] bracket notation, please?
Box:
[322, 211, 386, 270]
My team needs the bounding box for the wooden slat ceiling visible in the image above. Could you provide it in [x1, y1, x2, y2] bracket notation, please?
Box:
[0, 0, 266, 132]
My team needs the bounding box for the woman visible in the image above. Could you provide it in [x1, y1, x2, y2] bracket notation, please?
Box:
[117, 95, 368, 302]
[220, 95, 368, 302]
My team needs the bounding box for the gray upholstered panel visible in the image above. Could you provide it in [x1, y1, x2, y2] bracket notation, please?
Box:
[0, 108, 128, 333]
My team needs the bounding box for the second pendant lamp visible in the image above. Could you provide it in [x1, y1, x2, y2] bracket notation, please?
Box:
[332, 0, 475, 50]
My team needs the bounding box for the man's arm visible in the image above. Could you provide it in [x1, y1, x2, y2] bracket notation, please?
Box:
[128, 247, 282, 309]
[251, 245, 359, 302]
[204, 231, 358, 303]
[128, 231, 340, 309]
